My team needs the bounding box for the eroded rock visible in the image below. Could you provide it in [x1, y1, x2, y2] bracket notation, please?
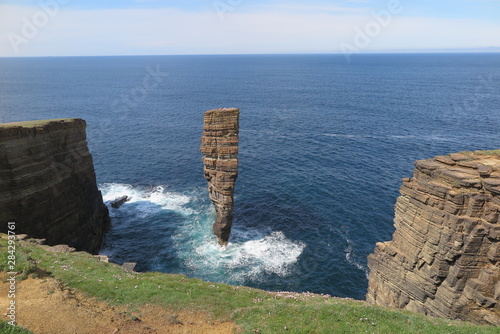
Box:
[200, 108, 239, 245]
[0, 119, 110, 254]
[367, 150, 500, 326]
[110, 195, 131, 209]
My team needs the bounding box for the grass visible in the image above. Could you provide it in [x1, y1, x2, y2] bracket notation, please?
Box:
[0, 119, 76, 128]
[0, 236, 498, 333]
[475, 149, 500, 156]
[0, 321, 33, 334]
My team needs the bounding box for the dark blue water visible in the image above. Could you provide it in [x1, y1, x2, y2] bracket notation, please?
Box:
[1, 54, 499, 300]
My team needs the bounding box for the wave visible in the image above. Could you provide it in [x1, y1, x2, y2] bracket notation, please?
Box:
[99, 183, 306, 286]
[345, 239, 368, 278]
[100, 183, 193, 216]
[177, 229, 306, 284]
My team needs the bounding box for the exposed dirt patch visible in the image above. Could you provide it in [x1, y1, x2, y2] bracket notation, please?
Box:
[0, 276, 234, 334]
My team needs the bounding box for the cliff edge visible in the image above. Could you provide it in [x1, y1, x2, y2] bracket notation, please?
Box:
[200, 108, 239, 245]
[0, 118, 110, 254]
[367, 150, 500, 325]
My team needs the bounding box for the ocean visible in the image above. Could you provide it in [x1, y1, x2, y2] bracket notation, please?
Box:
[1, 54, 499, 300]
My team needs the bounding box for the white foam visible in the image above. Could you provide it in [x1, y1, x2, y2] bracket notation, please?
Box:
[323, 133, 359, 138]
[176, 225, 306, 284]
[100, 183, 306, 284]
[233, 231, 305, 277]
[99, 183, 193, 215]
[345, 240, 368, 277]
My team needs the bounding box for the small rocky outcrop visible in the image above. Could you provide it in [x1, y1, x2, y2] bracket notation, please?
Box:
[367, 150, 500, 325]
[0, 119, 110, 254]
[200, 108, 239, 245]
[111, 195, 131, 208]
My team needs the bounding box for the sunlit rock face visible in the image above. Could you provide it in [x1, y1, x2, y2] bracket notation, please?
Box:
[200, 108, 239, 246]
[367, 150, 500, 326]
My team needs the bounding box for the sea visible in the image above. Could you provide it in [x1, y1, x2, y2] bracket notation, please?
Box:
[1, 54, 499, 300]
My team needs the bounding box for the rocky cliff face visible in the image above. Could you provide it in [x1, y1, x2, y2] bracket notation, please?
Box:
[200, 108, 239, 245]
[367, 150, 500, 325]
[0, 119, 110, 254]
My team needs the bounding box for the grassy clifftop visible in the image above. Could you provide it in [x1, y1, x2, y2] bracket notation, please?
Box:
[0, 236, 498, 334]
[0, 119, 78, 129]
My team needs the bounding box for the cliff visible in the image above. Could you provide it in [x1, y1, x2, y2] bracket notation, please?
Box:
[0, 119, 110, 254]
[200, 108, 239, 245]
[367, 150, 500, 325]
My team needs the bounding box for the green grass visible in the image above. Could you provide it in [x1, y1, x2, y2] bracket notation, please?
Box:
[1, 236, 498, 333]
[0, 241, 37, 281]
[232, 301, 495, 334]
[475, 149, 500, 156]
[0, 321, 33, 334]
[0, 119, 76, 128]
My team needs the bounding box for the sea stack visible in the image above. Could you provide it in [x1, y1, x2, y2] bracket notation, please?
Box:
[200, 108, 240, 246]
[367, 150, 500, 325]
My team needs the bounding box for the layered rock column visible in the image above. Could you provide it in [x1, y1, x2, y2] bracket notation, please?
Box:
[367, 151, 500, 325]
[0, 119, 110, 254]
[200, 108, 239, 245]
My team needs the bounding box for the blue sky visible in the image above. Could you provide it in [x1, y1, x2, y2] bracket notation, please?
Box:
[0, 0, 499, 56]
[4, 0, 499, 19]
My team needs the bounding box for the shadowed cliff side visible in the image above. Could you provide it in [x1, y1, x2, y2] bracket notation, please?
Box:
[0, 118, 110, 254]
[367, 150, 500, 326]
[201, 108, 239, 246]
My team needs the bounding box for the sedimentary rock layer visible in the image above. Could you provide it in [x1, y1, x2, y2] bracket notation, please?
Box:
[367, 150, 500, 325]
[0, 119, 110, 254]
[201, 108, 239, 245]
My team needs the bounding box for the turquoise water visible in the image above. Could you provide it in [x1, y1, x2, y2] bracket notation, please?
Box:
[1, 54, 499, 299]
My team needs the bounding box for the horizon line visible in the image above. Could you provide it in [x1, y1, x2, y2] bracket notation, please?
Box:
[1, 50, 500, 59]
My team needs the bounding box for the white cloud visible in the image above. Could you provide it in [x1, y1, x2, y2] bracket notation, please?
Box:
[365, 16, 500, 50]
[0, 4, 499, 57]
[251, 3, 370, 13]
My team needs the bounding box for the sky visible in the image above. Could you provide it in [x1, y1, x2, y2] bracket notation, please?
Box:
[0, 0, 499, 57]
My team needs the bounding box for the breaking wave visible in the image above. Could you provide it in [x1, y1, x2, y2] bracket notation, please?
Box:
[99, 183, 305, 286]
